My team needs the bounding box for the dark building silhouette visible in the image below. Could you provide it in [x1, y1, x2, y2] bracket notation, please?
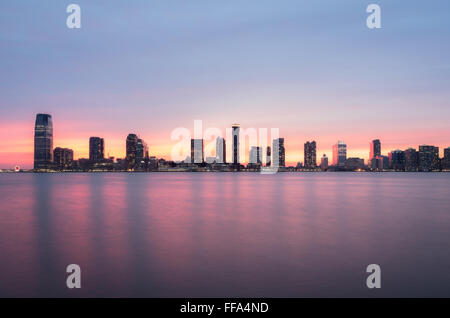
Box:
[136, 138, 149, 169]
[418, 145, 439, 172]
[54, 147, 73, 170]
[344, 157, 365, 171]
[370, 139, 381, 161]
[216, 137, 226, 164]
[388, 150, 405, 171]
[126, 134, 139, 170]
[444, 147, 450, 171]
[89, 137, 104, 162]
[232, 124, 240, 165]
[404, 148, 418, 171]
[266, 146, 271, 166]
[34, 113, 53, 170]
[304, 141, 317, 169]
[191, 139, 204, 164]
[320, 154, 329, 170]
[272, 138, 285, 167]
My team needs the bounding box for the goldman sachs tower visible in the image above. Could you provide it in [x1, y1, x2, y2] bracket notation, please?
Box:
[34, 113, 53, 170]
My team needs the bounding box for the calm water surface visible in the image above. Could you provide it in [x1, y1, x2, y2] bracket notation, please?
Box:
[0, 172, 449, 297]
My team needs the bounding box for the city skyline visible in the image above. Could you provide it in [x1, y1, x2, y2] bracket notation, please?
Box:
[1, 1, 450, 168]
[12, 112, 447, 172]
[1, 112, 450, 170]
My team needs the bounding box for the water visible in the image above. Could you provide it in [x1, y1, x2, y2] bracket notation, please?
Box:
[0, 172, 449, 297]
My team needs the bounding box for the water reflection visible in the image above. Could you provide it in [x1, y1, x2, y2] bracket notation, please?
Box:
[0, 173, 450, 297]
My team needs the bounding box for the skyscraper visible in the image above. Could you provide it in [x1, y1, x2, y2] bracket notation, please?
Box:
[370, 139, 381, 161]
[444, 147, 450, 171]
[232, 124, 240, 165]
[191, 139, 204, 164]
[54, 147, 73, 170]
[272, 138, 285, 167]
[266, 146, 271, 167]
[404, 148, 418, 172]
[89, 137, 104, 162]
[34, 113, 53, 170]
[388, 150, 405, 171]
[418, 145, 439, 172]
[249, 146, 262, 164]
[136, 138, 149, 168]
[320, 154, 328, 170]
[126, 134, 139, 170]
[304, 141, 317, 169]
[215, 137, 226, 164]
[332, 141, 347, 166]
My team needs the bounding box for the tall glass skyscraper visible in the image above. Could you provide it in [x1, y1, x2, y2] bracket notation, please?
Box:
[34, 113, 53, 170]
[332, 141, 347, 166]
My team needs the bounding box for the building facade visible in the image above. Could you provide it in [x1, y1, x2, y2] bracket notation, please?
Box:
[304, 141, 317, 169]
[272, 138, 285, 167]
[418, 145, 439, 172]
[332, 141, 347, 166]
[89, 137, 104, 162]
[191, 139, 204, 164]
[54, 147, 73, 170]
[232, 124, 240, 165]
[404, 148, 418, 172]
[215, 137, 226, 164]
[34, 113, 53, 170]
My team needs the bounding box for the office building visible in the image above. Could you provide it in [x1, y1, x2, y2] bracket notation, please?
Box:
[191, 139, 204, 164]
[266, 146, 271, 166]
[34, 113, 53, 170]
[272, 138, 285, 167]
[216, 137, 226, 164]
[232, 124, 240, 165]
[320, 154, 328, 170]
[418, 145, 439, 172]
[332, 141, 347, 166]
[249, 146, 262, 165]
[388, 150, 405, 171]
[54, 147, 73, 170]
[89, 137, 104, 162]
[304, 141, 317, 169]
[370, 139, 381, 161]
[404, 148, 418, 172]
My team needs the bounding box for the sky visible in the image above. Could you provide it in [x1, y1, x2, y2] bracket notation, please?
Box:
[1, 0, 450, 168]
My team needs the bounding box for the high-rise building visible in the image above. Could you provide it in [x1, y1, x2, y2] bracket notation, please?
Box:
[136, 138, 149, 168]
[249, 146, 262, 164]
[232, 124, 240, 165]
[370, 139, 381, 161]
[418, 145, 439, 172]
[216, 137, 226, 164]
[54, 147, 73, 170]
[388, 150, 405, 171]
[404, 148, 418, 172]
[191, 139, 204, 164]
[444, 147, 450, 171]
[34, 113, 53, 170]
[332, 141, 347, 166]
[320, 154, 328, 171]
[89, 137, 104, 162]
[272, 138, 285, 167]
[304, 141, 317, 169]
[126, 134, 139, 170]
[266, 146, 271, 166]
